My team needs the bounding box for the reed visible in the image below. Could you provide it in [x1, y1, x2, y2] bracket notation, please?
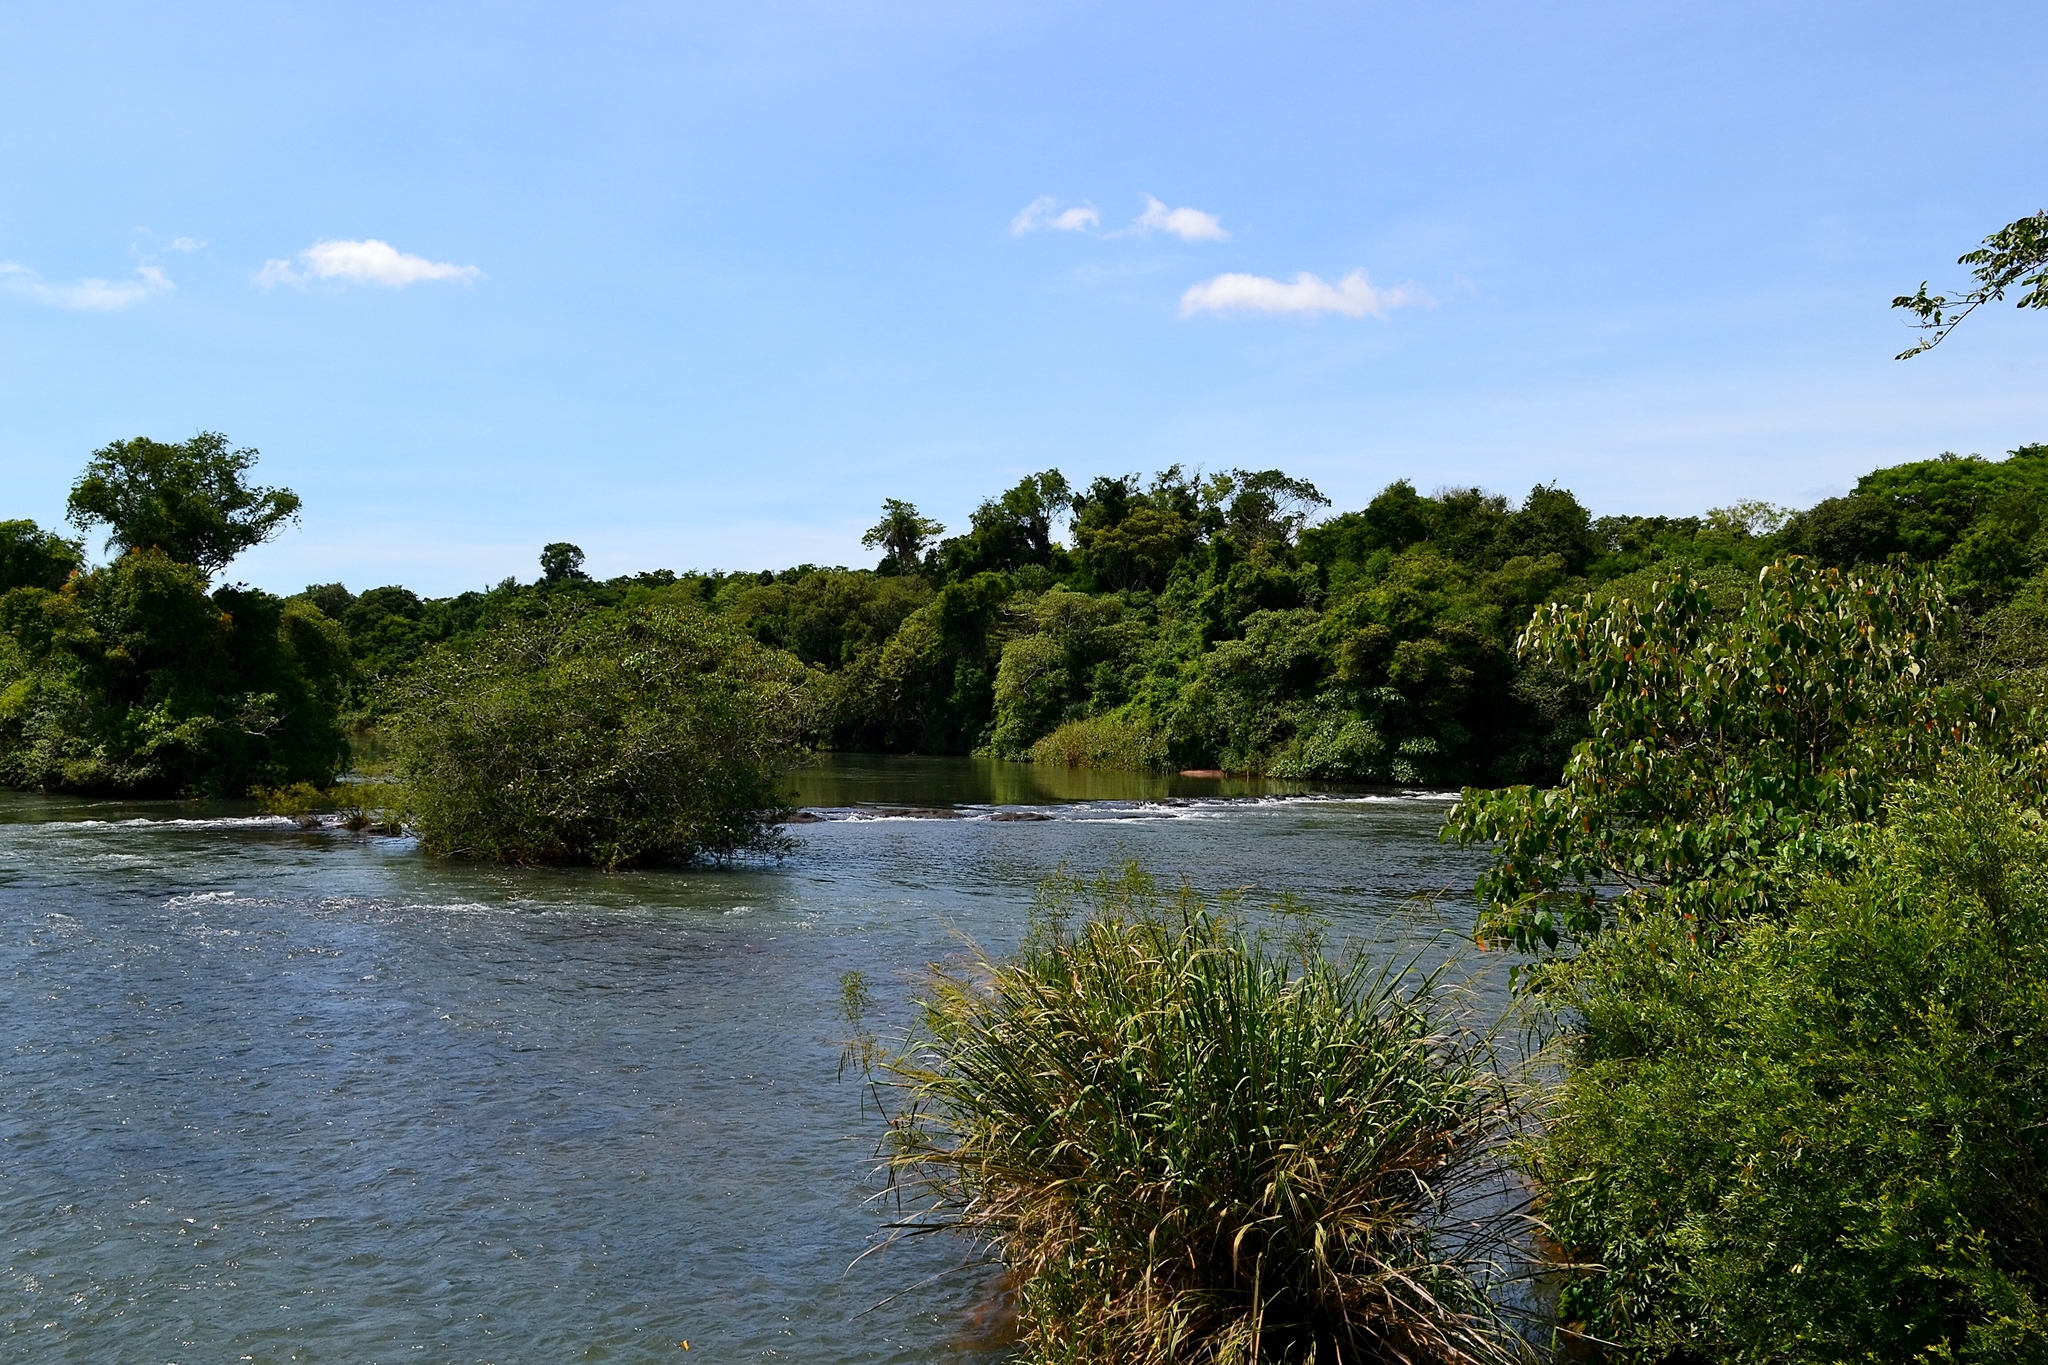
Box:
[856, 866, 1527, 1364]
[1028, 713, 1169, 771]
[252, 780, 324, 827]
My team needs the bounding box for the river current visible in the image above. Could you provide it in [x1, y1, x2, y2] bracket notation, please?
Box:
[0, 756, 1491, 1363]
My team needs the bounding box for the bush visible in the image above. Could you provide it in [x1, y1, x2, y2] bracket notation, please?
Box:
[1028, 711, 1169, 771]
[388, 600, 810, 868]
[335, 780, 406, 834]
[855, 866, 1527, 1364]
[1533, 761, 2048, 1361]
[1265, 697, 1389, 781]
[253, 780, 323, 827]
[1449, 559, 1967, 954]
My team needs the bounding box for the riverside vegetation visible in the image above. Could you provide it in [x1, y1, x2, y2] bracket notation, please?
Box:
[845, 867, 1529, 1365]
[14, 429, 2048, 808]
[9, 216, 2048, 1362]
[15, 425, 2048, 1358]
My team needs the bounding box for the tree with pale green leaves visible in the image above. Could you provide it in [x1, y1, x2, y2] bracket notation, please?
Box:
[1447, 558, 1970, 956]
[861, 498, 944, 574]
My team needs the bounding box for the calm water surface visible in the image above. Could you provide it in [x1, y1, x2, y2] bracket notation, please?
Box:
[1, 757, 1491, 1363]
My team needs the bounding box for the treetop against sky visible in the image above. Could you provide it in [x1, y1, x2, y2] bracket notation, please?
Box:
[1, 1, 2043, 595]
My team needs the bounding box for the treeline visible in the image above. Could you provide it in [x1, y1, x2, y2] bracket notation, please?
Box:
[0, 436, 348, 795]
[300, 470, 1759, 786]
[7, 432, 2048, 801]
[294, 442, 2048, 786]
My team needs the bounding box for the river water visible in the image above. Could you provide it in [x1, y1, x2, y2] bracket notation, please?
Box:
[0, 756, 1493, 1363]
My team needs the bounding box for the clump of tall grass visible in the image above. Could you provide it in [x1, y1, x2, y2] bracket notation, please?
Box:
[335, 780, 407, 834]
[252, 778, 408, 833]
[1028, 712, 1169, 771]
[850, 866, 1528, 1364]
[252, 780, 324, 827]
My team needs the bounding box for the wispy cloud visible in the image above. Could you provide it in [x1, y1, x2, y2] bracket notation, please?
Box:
[0, 261, 174, 311]
[169, 237, 206, 253]
[255, 238, 483, 289]
[1179, 269, 1431, 319]
[1123, 194, 1229, 242]
[1016, 193, 1231, 242]
[1010, 196, 1100, 235]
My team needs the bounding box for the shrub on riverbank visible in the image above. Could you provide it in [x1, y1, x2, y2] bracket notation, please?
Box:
[1449, 558, 1968, 955]
[1446, 552, 2048, 1358]
[388, 600, 811, 868]
[1026, 711, 1169, 771]
[858, 866, 1527, 1364]
[1533, 761, 2048, 1361]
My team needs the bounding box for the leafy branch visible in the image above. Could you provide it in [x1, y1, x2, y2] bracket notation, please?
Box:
[1893, 209, 2048, 358]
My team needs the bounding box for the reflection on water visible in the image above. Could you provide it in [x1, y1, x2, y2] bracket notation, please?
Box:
[0, 755, 1491, 1363]
[784, 752, 1395, 810]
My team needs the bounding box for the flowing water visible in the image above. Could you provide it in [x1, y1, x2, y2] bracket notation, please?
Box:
[0, 756, 1494, 1363]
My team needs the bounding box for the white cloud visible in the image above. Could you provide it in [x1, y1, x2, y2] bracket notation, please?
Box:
[1126, 194, 1229, 242]
[0, 261, 174, 311]
[1178, 269, 1432, 319]
[1010, 196, 1101, 235]
[169, 237, 206, 253]
[254, 238, 483, 288]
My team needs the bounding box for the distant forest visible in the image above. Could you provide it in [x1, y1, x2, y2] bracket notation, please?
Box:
[9, 437, 2048, 796]
[294, 444, 2048, 786]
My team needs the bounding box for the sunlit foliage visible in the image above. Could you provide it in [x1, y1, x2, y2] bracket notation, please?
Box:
[851, 866, 1528, 1365]
[387, 599, 810, 868]
[1534, 762, 2048, 1361]
[1447, 559, 1966, 953]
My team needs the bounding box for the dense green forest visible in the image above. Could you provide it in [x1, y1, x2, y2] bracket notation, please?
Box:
[8, 432, 2048, 798]
[0, 435, 347, 795]
[288, 440, 2048, 785]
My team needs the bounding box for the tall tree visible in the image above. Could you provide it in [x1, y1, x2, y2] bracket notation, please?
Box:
[862, 499, 945, 574]
[540, 542, 588, 583]
[1215, 468, 1329, 547]
[1893, 209, 2048, 358]
[66, 432, 301, 574]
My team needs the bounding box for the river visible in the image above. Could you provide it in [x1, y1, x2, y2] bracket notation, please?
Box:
[0, 756, 1492, 1363]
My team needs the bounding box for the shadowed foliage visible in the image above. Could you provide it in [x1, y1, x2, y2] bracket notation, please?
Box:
[1532, 761, 2048, 1361]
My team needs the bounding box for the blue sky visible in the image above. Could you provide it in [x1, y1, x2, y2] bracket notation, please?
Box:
[3, 2, 2044, 595]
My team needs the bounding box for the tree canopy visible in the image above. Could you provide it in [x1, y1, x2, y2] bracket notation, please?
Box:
[539, 542, 588, 583]
[0, 520, 83, 592]
[2, 437, 343, 795]
[1448, 559, 1963, 955]
[861, 499, 944, 575]
[388, 600, 810, 867]
[66, 432, 302, 574]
